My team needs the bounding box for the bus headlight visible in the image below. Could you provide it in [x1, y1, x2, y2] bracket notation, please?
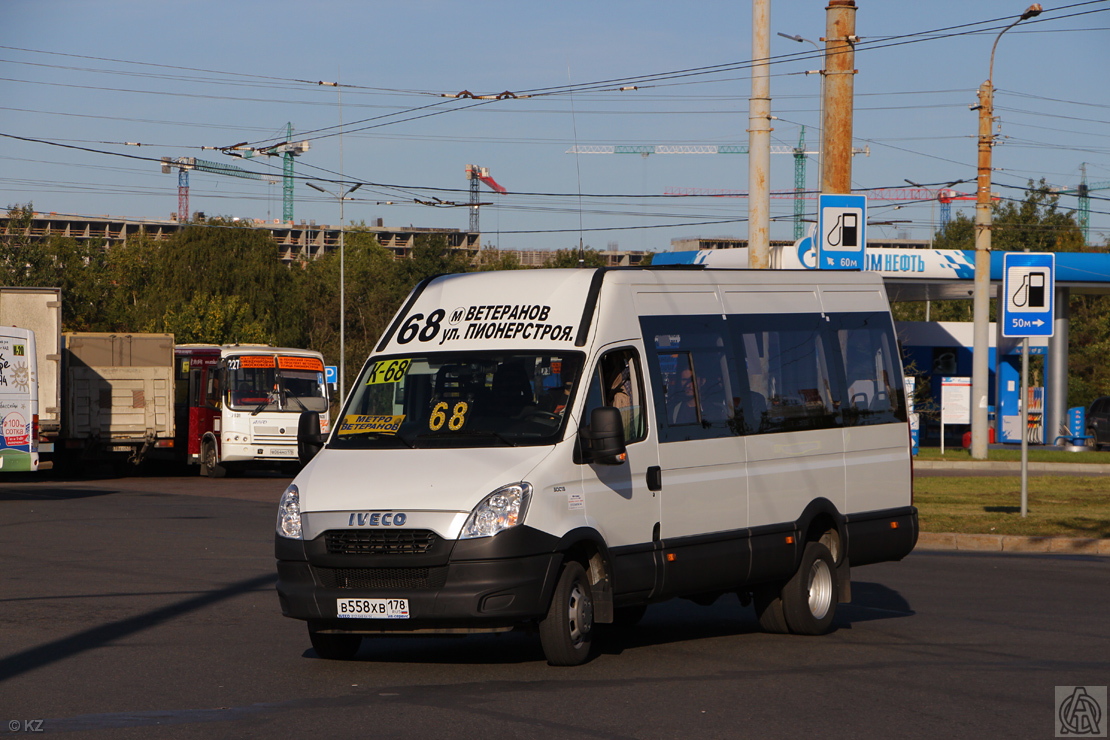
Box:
[460, 482, 532, 539]
[277, 484, 302, 539]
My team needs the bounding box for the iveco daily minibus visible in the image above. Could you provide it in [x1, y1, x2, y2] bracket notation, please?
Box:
[276, 267, 917, 665]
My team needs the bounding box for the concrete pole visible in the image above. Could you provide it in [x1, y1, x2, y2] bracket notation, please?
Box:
[748, 0, 772, 269]
[821, 0, 856, 195]
[971, 5, 1043, 459]
[971, 80, 993, 459]
[1046, 286, 1070, 442]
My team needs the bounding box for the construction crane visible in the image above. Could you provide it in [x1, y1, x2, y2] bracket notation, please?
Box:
[666, 185, 983, 233]
[223, 123, 310, 223]
[160, 156, 274, 222]
[567, 129, 870, 239]
[466, 164, 506, 233]
[1049, 164, 1110, 245]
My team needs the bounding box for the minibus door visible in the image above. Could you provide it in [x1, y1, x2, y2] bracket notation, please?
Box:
[578, 347, 661, 601]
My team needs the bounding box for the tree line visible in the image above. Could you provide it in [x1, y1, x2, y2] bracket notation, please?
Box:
[3, 184, 1106, 410]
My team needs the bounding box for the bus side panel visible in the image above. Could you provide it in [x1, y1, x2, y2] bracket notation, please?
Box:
[844, 424, 913, 513]
[746, 428, 846, 528]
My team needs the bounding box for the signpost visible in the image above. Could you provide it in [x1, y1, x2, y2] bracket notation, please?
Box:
[817, 194, 866, 270]
[940, 376, 971, 455]
[1002, 252, 1056, 517]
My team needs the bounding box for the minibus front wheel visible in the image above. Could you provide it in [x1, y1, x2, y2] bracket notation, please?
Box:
[538, 561, 594, 666]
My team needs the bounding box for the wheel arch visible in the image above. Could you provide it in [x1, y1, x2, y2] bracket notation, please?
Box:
[554, 526, 615, 624]
[795, 497, 851, 603]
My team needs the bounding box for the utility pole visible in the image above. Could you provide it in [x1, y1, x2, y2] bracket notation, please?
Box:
[821, 0, 857, 196]
[748, 0, 771, 269]
[970, 4, 1043, 460]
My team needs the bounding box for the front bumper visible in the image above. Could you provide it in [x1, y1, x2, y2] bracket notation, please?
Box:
[276, 525, 562, 632]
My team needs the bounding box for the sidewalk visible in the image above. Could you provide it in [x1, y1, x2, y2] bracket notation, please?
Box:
[914, 458, 1110, 556]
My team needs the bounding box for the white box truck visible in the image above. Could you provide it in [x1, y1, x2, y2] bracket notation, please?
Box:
[0, 288, 61, 462]
[277, 267, 917, 664]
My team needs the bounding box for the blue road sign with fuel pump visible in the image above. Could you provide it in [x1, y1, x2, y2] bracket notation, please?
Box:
[1002, 252, 1054, 337]
[817, 194, 867, 270]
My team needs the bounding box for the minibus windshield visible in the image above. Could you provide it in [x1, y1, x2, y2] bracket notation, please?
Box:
[332, 352, 584, 449]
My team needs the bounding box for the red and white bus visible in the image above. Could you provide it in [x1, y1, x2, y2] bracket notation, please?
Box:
[173, 344, 330, 477]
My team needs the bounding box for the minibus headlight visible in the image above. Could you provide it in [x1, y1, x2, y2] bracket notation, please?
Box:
[277, 484, 302, 539]
[460, 482, 532, 539]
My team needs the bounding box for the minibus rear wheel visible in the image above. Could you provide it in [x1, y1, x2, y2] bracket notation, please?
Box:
[308, 625, 362, 660]
[781, 541, 838, 635]
[539, 561, 594, 666]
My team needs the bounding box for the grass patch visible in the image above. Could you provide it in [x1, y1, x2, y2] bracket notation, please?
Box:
[915, 446, 1110, 464]
[914, 476, 1110, 538]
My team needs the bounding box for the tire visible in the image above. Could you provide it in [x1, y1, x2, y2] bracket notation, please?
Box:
[200, 441, 226, 478]
[538, 561, 594, 666]
[753, 585, 790, 634]
[308, 625, 362, 660]
[1087, 427, 1101, 450]
[781, 541, 838, 636]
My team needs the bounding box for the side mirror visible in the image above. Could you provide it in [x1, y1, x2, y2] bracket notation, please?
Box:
[297, 411, 324, 465]
[584, 406, 627, 465]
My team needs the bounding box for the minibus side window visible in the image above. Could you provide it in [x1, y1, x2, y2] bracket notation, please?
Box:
[730, 314, 841, 434]
[832, 312, 907, 425]
[583, 349, 646, 445]
[639, 315, 741, 442]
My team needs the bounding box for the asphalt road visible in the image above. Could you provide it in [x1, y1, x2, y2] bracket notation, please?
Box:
[2, 472, 1108, 739]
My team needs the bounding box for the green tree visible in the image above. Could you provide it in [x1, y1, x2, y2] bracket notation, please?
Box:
[401, 234, 473, 285]
[1, 203, 114, 330]
[140, 221, 305, 346]
[158, 293, 270, 344]
[893, 184, 1085, 324]
[929, 181, 1083, 253]
[542, 247, 608, 268]
[301, 229, 408, 379]
[475, 249, 524, 272]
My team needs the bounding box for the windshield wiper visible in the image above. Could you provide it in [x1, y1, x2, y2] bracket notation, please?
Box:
[251, 390, 281, 416]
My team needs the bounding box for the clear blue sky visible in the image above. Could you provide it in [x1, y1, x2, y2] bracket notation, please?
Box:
[3, 0, 1108, 253]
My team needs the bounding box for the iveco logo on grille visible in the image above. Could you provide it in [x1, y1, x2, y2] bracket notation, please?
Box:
[348, 512, 408, 526]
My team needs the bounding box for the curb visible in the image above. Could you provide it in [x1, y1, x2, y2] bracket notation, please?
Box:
[916, 531, 1110, 556]
[914, 460, 1110, 474]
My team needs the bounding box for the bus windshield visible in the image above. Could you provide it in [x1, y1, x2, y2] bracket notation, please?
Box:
[331, 352, 584, 449]
[226, 354, 328, 413]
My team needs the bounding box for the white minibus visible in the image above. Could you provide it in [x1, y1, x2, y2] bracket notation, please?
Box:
[277, 268, 917, 665]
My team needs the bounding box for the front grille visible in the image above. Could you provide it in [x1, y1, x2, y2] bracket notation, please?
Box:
[313, 566, 449, 590]
[324, 529, 437, 555]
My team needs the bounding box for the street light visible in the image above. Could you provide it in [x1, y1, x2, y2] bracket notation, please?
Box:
[969, 3, 1042, 460]
[778, 31, 825, 208]
[307, 181, 362, 405]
